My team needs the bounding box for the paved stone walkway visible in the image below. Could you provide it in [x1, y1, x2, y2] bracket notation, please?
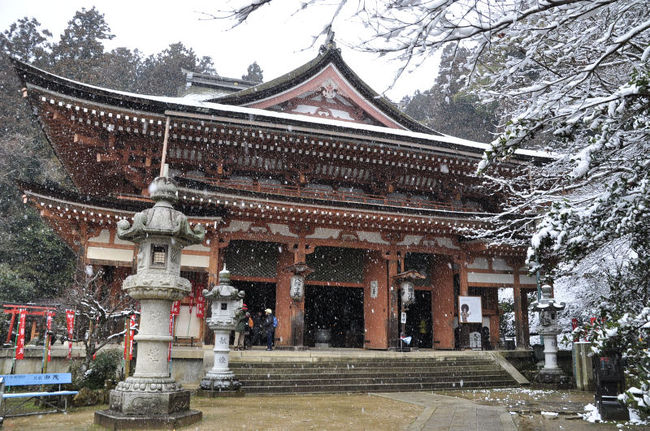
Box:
[372, 392, 517, 431]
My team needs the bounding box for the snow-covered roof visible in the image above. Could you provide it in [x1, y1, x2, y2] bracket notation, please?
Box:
[11, 58, 553, 162]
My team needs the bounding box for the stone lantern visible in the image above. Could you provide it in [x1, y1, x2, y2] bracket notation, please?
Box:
[95, 170, 204, 429]
[530, 284, 566, 383]
[199, 266, 244, 394]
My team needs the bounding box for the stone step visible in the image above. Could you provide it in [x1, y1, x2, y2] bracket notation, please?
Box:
[230, 359, 497, 369]
[231, 364, 501, 372]
[233, 368, 507, 379]
[241, 380, 516, 394]
[240, 374, 512, 387]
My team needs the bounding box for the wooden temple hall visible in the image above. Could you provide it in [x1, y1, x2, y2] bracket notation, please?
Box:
[11, 42, 548, 351]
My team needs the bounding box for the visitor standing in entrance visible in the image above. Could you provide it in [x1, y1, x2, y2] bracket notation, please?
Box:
[234, 305, 248, 350]
[263, 309, 276, 351]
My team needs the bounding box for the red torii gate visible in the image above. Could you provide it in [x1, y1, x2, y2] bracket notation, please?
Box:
[3, 304, 57, 344]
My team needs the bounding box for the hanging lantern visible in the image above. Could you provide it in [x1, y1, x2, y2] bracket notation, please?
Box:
[290, 274, 305, 301]
[400, 280, 415, 307]
[283, 262, 313, 302]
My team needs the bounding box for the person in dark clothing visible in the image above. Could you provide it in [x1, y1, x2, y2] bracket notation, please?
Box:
[251, 311, 263, 346]
[263, 308, 275, 351]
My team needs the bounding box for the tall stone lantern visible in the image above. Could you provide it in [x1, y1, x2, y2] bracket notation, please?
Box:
[199, 266, 244, 395]
[95, 171, 204, 429]
[531, 284, 566, 383]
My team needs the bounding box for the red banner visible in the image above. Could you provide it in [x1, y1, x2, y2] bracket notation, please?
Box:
[168, 313, 174, 361]
[171, 300, 180, 316]
[15, 309, 26, 360]
[46, 311, 55, 362]
[129, 314, 136, 360]
[196, 288, 205, 318]
[65, 309, 75, 359]
[124, 314, 137, 360]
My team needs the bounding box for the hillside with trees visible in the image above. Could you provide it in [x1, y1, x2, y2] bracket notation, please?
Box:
[0, 7, 261, 305]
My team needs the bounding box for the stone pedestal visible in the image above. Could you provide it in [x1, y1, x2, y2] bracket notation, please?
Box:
[94, 173, 204, 429]
[199, 328, 241, 393]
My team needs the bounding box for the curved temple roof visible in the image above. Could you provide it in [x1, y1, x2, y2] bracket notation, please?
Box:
[10, 56, 551, 162]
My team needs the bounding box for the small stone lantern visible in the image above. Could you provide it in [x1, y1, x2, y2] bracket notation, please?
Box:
[199, 266, 244, 394]
[531, 284, 566, 383]
[95, 169, 204, 428]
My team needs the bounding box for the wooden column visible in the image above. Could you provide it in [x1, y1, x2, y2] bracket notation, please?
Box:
[205, 235, 226, 345]
[287, 242, 311, 349]
[454, 254, 470, 349]
[385, 251, 400, 350]
[275, 247, 294, 347]
[431, 256, 455, 349]
[207, 235, 225, 288]
[512, 264, 527, 349]
[522, 289, 530, 348]
[363, 251, 389, 349]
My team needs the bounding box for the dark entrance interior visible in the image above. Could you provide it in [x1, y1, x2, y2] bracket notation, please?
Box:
[304, 285, 364, 348]
[404, 290, 432, 348]
[231, 281, 276, 346]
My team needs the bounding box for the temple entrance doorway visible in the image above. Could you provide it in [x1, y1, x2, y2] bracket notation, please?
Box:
[231, 281, 276, 346]
[304, 285, 364, 348]
[404, 290, 433, 348]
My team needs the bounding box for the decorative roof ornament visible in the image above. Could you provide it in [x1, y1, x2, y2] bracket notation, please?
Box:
[319, 26, 339, 54]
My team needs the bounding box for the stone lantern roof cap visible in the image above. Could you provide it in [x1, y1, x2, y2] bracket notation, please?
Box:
[203, 265, 244, 300]
[117, 175, 205, 245]
[530, 284, 566, 311]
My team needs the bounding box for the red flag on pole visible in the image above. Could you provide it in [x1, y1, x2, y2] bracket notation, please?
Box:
[46, 311, 54, 362]
[168, 313, 174, 362]
[171, 300, 180, 316]
[15, 309, 26, 360]
[129, 314, 136, 360]
[65, 309, 75, 359]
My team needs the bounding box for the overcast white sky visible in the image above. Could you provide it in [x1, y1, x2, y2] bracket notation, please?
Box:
[0, 0, 440, 100]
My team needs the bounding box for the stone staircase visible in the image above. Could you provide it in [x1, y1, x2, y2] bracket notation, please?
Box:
[229, 352, 520, 395]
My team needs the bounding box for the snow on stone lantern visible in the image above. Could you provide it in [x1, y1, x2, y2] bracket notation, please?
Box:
[199, 266, 245, 394]
[530, 284, 566, 383]
[95, 168, 204, 429]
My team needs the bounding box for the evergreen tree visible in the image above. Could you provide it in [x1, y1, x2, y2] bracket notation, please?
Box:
[138, 42, 216, 96]
[50, 7, 114, 83]
[401, 46, 498, 142]
[242, 61, 264, 83]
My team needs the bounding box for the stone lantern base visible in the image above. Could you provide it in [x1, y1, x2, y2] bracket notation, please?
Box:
[94, 379, 202, 429]
[197, 371, 243, 397]
[95, 408, 202, 430]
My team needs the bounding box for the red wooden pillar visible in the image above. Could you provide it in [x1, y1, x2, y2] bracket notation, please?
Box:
[431, 256, 455, 349]
[386, 252, 400, 350]
[363, 251, 389, 349]
[454, 254, 470, 349]
[275, 246, 294, 347]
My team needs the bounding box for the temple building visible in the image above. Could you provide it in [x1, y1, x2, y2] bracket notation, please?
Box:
[11, 42, 547, 351]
